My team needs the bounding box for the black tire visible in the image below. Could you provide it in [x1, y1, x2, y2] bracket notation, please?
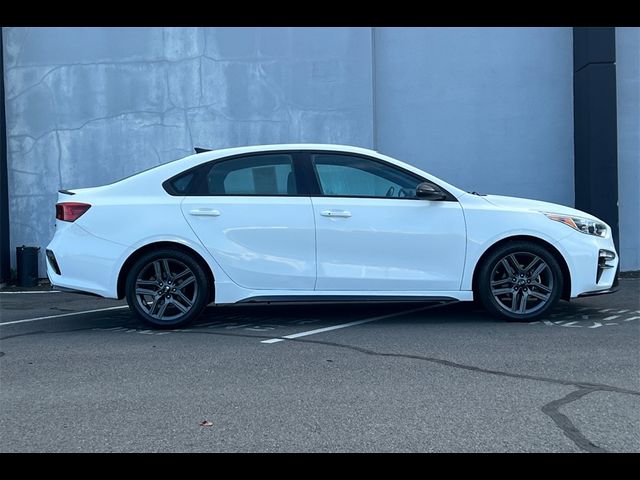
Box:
[476, 241, 563, 322]
[125, 248, 210, 329]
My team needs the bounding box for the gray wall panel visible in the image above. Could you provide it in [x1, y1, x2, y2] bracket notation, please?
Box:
[3, 27, 373, 274]
[374, 27, 575, 207]
[616, 28, 640, 271]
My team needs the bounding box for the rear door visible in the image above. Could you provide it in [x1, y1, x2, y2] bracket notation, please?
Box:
[179, 152, 316, 290]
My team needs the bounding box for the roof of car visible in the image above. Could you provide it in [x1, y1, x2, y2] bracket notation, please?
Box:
[192, 143, 380, 156]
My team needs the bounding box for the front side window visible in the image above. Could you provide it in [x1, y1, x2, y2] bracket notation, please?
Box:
[204, 154, 297, 195]
[312, 154, 420, 198]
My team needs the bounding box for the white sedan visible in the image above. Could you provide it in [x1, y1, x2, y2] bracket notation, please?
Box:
[46, 144, 619, 328]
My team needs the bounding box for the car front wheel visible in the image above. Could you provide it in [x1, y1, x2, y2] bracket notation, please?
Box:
[125, 249, 209, 328]
[477, 241, 563, 322]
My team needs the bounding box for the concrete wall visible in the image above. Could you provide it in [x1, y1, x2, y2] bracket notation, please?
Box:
[616, 28, 640, 271]
[4, 27, 635, 275]
[374, 27, 575, 206]
[3, 27, 373, 274]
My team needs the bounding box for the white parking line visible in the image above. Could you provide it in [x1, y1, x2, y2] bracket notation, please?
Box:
[624, 316, 640, 322]
[602, 315, 620, 321]
[261, 305, 441, 344]
[0, 305, 129, 326]
[0, 290, 61, 294]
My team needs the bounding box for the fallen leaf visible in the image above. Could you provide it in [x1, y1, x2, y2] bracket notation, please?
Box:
[200, 420, 214, 427]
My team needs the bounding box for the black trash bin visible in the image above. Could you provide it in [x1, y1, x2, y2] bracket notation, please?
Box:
[16, 246, 40, 287]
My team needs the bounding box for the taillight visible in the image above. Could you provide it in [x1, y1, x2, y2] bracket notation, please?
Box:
[56, 202, 91, 222]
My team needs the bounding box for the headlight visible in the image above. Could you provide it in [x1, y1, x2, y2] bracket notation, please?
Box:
[544, 213, 607, 237]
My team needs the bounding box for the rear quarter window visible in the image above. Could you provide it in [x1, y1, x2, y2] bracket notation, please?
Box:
[166, 172, 195, 195]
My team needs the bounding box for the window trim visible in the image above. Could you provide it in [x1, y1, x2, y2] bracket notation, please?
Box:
[162, 148, 458, 202]
[304, 150, 458, 202]
[162, 150, 312, 197]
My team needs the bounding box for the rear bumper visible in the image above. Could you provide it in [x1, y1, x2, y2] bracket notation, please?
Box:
[51, 284, 103, 297]
[45, 222, 127, 298]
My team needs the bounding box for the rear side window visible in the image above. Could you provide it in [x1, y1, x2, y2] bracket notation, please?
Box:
[205, 154, 297, 195]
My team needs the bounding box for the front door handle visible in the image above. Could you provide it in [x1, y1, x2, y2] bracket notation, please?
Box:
[320, 210, 352, 218]
[189, 209, 221, 217]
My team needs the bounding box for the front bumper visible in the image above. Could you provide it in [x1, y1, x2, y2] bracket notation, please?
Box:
[577, 264, 620, 297]
[555, 229, 619, 298]
[577, 286, 619, 297]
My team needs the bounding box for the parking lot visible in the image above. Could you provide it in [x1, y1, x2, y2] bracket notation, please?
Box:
[1, 279, 638, 452]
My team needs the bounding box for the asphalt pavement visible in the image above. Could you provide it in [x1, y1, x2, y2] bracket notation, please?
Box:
[0, 280, 638, 452]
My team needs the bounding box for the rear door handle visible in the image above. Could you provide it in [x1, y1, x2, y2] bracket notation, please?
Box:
[320, 210, 351, 218]
[189, 208, 221, 217]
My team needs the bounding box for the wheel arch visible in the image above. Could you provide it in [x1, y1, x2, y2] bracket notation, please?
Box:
[117, 241, 216, 302]
[471, 235, 571, 301]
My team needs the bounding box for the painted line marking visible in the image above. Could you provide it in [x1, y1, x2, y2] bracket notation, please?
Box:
[196, 322, 220, 327]
[561, 321, 581, 327]
[614, 309, 629, 314]
[224, 323, 252, 330]
[0, 305, 129, 326]
[587, 322, 603, 329]
[261, 305, 438, 344]
[598, 309, 613, 313]
[0, 290, 61, 294]
[294, 319, 321, 325]
[602, 315, 620, 321]
[624, 316, 640, 322]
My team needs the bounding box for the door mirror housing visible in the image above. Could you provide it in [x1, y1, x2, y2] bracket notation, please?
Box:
[415, 182, 446, 201]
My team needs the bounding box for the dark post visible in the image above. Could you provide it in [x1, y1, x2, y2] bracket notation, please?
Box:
[0, 28, 11, 283]
[573, 27, 619, 252]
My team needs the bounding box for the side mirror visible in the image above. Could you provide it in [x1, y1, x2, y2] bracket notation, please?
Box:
[415, 182, 446, 201]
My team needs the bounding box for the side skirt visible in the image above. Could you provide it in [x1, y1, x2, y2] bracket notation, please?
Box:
[236, 295, 459, 305]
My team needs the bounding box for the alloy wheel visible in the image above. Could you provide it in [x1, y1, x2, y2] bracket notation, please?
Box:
[134, 258, 198, 322]
[490, 252, 554, 315]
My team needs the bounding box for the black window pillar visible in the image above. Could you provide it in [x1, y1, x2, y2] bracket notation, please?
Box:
[573, 27, 619, 251]
[0, 28, 10, 283]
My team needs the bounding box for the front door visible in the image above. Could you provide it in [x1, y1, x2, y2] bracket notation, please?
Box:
[309, 152, 466, 292]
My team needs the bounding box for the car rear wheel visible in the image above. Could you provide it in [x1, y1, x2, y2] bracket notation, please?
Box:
[125, 249, 209, 328]
[477, 241, 563, 322]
